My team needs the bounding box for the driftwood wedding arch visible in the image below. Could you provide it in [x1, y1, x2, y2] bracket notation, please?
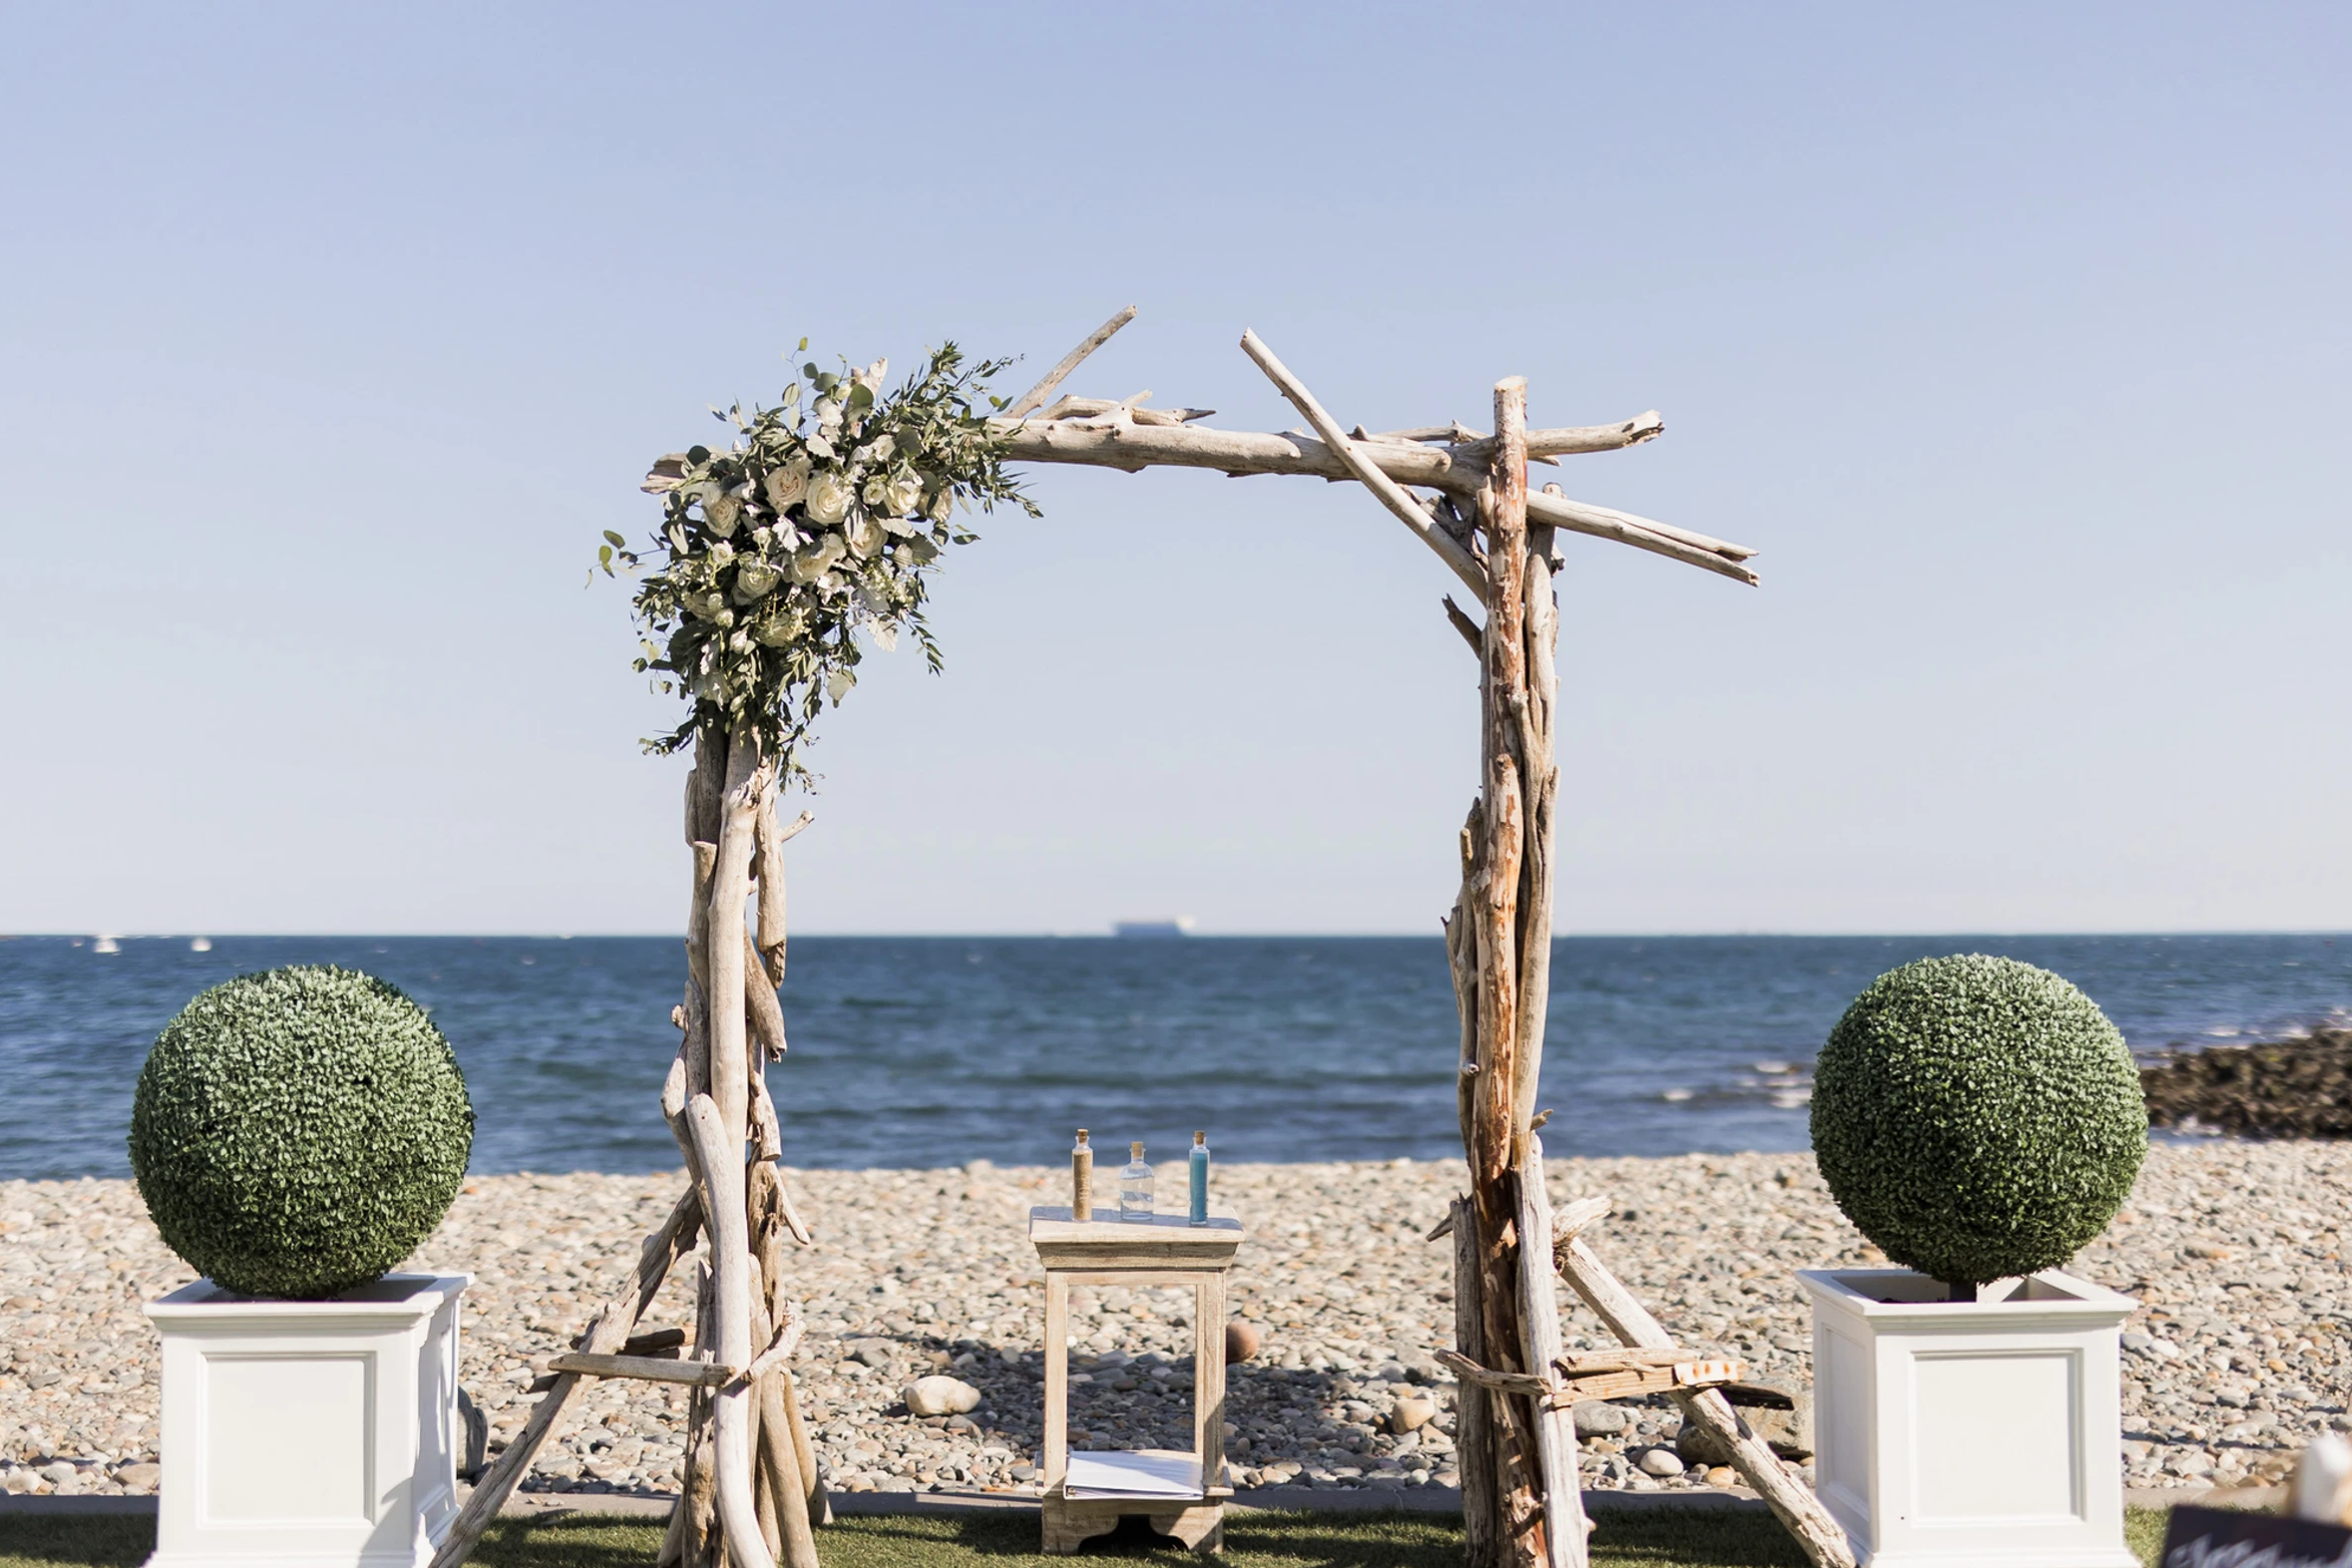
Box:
[429, 310, 1854, 1568]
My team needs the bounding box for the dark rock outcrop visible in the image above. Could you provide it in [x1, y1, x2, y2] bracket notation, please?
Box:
[2141, 1027, 2352, 1138]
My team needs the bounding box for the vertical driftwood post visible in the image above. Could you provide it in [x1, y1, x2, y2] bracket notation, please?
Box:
[1450, 374, 1586, 1568]
[1452, 1197, 1497, 1567]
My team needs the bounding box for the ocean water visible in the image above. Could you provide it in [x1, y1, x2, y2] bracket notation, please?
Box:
[1, 933, 2346, 1182]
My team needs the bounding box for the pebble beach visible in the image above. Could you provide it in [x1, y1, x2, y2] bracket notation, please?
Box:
[4, 1142, 2346, 1502]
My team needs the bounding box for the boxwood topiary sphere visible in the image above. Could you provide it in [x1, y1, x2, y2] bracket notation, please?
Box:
[130, 965, 474, 1299]
[1811, 955, 2146, 1288]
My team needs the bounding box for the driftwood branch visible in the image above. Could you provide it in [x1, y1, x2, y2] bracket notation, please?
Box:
[994, 415, 1754, 581]
[1443, 595, 1483, 657]
[1238, 329, 1491, 602]
[428, 1187, 701, 1568]
[1005, 305, 1138, 419]
[685, 1093, 774, 1568]
[1034, 394, 1214, 426]
[736, 1300, 807, 1388]
[1554, 1234, 1855, 1568]
[1437, 1349, 1557, 1401]
[1515, 1139, 1588, 1567]
[550, 1352, 735, 1389]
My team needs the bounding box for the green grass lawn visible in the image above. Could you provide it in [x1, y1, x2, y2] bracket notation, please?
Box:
[0, 1504, 2179, 1568]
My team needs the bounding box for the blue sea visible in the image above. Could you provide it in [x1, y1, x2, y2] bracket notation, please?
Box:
[2, 934, 2346, 1183]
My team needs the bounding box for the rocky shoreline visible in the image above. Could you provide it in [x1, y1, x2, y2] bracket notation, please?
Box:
[6, 1143, 2349, 1502]
[2144, 1028, 2352, 1138]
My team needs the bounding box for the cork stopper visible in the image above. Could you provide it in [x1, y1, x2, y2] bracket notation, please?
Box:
[1131, 1141, 1145, 1158]
[1194, 1130, 1206, 1145]
[1075, 1129, 1089, 1145]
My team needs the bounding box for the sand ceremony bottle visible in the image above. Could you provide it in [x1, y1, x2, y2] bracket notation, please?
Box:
[1189, 1130, 1210, 1225]
[1119, 1141, 1153, 1220]
[1071, 1129, 1094, 1222]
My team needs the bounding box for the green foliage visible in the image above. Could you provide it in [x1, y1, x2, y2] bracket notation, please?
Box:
[1810, 954, 2147, 1287]
[129, 966, 474, 1299]
[609, 342, 1035, 784]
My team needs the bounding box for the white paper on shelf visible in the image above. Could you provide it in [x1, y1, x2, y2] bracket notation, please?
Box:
[1064, 1449, 1202, 1499]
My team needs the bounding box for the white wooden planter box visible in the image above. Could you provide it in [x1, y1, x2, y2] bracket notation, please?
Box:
[144, 1273, 469, 1568]
[1798, 1267, 2137, 1568]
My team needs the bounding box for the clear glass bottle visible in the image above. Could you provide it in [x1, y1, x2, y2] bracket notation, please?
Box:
[1071, 1129, 1094, 1222]
[1118, 1140, 1154, 1221]
[1188, 1130, 1210, 1225]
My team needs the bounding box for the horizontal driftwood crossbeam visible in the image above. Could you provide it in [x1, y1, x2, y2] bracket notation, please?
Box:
[991, 415, 1757, 585]
[1435, 1346, 1745, 1408]
[547, 1351, 735, 1388]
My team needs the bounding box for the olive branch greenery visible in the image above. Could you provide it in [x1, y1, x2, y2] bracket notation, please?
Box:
[602, 341, 1035, 785]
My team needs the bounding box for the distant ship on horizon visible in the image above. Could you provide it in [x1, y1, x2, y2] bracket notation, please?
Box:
[1112, 918, 1196, 939]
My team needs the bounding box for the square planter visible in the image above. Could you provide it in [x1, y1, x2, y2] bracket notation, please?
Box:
[144, 1272, 469, 1568]
[1798, 1267, 2137, 1568]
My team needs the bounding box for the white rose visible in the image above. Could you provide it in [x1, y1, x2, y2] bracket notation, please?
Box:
[754, 606, 807, 646]
[884, 474, 923, 519]
[785, 536, 846, 585]
[704, 493, 743, 537]
[866, 433, 895, 462]
[926, 485, 955, 525]
[731, 561, 782, 603]
[804, 472, 853, 526]
[763, 459, 810, 511]
[843, 513, 885, 560]
[861, 473, 891, 508]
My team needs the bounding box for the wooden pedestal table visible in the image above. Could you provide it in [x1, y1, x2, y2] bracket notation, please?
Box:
[1028, 1206, 1247, 1555]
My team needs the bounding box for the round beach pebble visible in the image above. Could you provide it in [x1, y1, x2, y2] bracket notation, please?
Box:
[1389, 1394, 1436, 1433]
[1638, 1446, 1686, 1478]
[904, 1375, 981, 1417]
[1225, 1319, 1262, 1363]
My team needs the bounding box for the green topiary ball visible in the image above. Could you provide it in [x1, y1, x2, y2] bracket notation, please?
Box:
[129, 965, 474, 1299]
[1810, 955, 2147, 1288]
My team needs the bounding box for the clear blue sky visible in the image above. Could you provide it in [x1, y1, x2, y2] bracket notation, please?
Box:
[2, 4, 2345, 936]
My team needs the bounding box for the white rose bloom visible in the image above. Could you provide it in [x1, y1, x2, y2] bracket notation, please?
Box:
[785, 536, 846, 585]
[861, 473, 891, 508]
[731, 561, 782, 603]
[866, 433, 895, 462]
[926, 486, 955, 525]
[844, 514, 885, 560]
[804, 472, 853, 526]
[884, 474, 923, 519]
[763, 459, 810, 511]
[704, 493, 742, 537]
[754, 607, 806, 646]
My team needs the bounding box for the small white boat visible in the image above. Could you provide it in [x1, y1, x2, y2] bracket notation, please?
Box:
[92, 935, 121, 954]
[1112, 918, 1196, 939]
[190, 937, 211, 953]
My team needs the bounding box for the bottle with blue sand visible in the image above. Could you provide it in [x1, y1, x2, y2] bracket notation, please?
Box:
[1189, 1129, 1210, 1225]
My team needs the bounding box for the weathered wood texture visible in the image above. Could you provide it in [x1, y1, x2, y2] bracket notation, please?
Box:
[1453, 1197, 1497, 1568]
[991, 415, 1757, 583]
[1239, 329, 1490, 600]
[427, 1189, 701, 1568]
[1554, 1232, 1855, 1568]
[1515, 1142, 1587, 1568]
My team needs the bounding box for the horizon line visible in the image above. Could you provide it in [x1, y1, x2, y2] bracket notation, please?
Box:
[11, 929, 2350, 943]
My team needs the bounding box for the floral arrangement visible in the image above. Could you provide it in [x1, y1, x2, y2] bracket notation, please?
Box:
[608, 342, 1034, 781]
